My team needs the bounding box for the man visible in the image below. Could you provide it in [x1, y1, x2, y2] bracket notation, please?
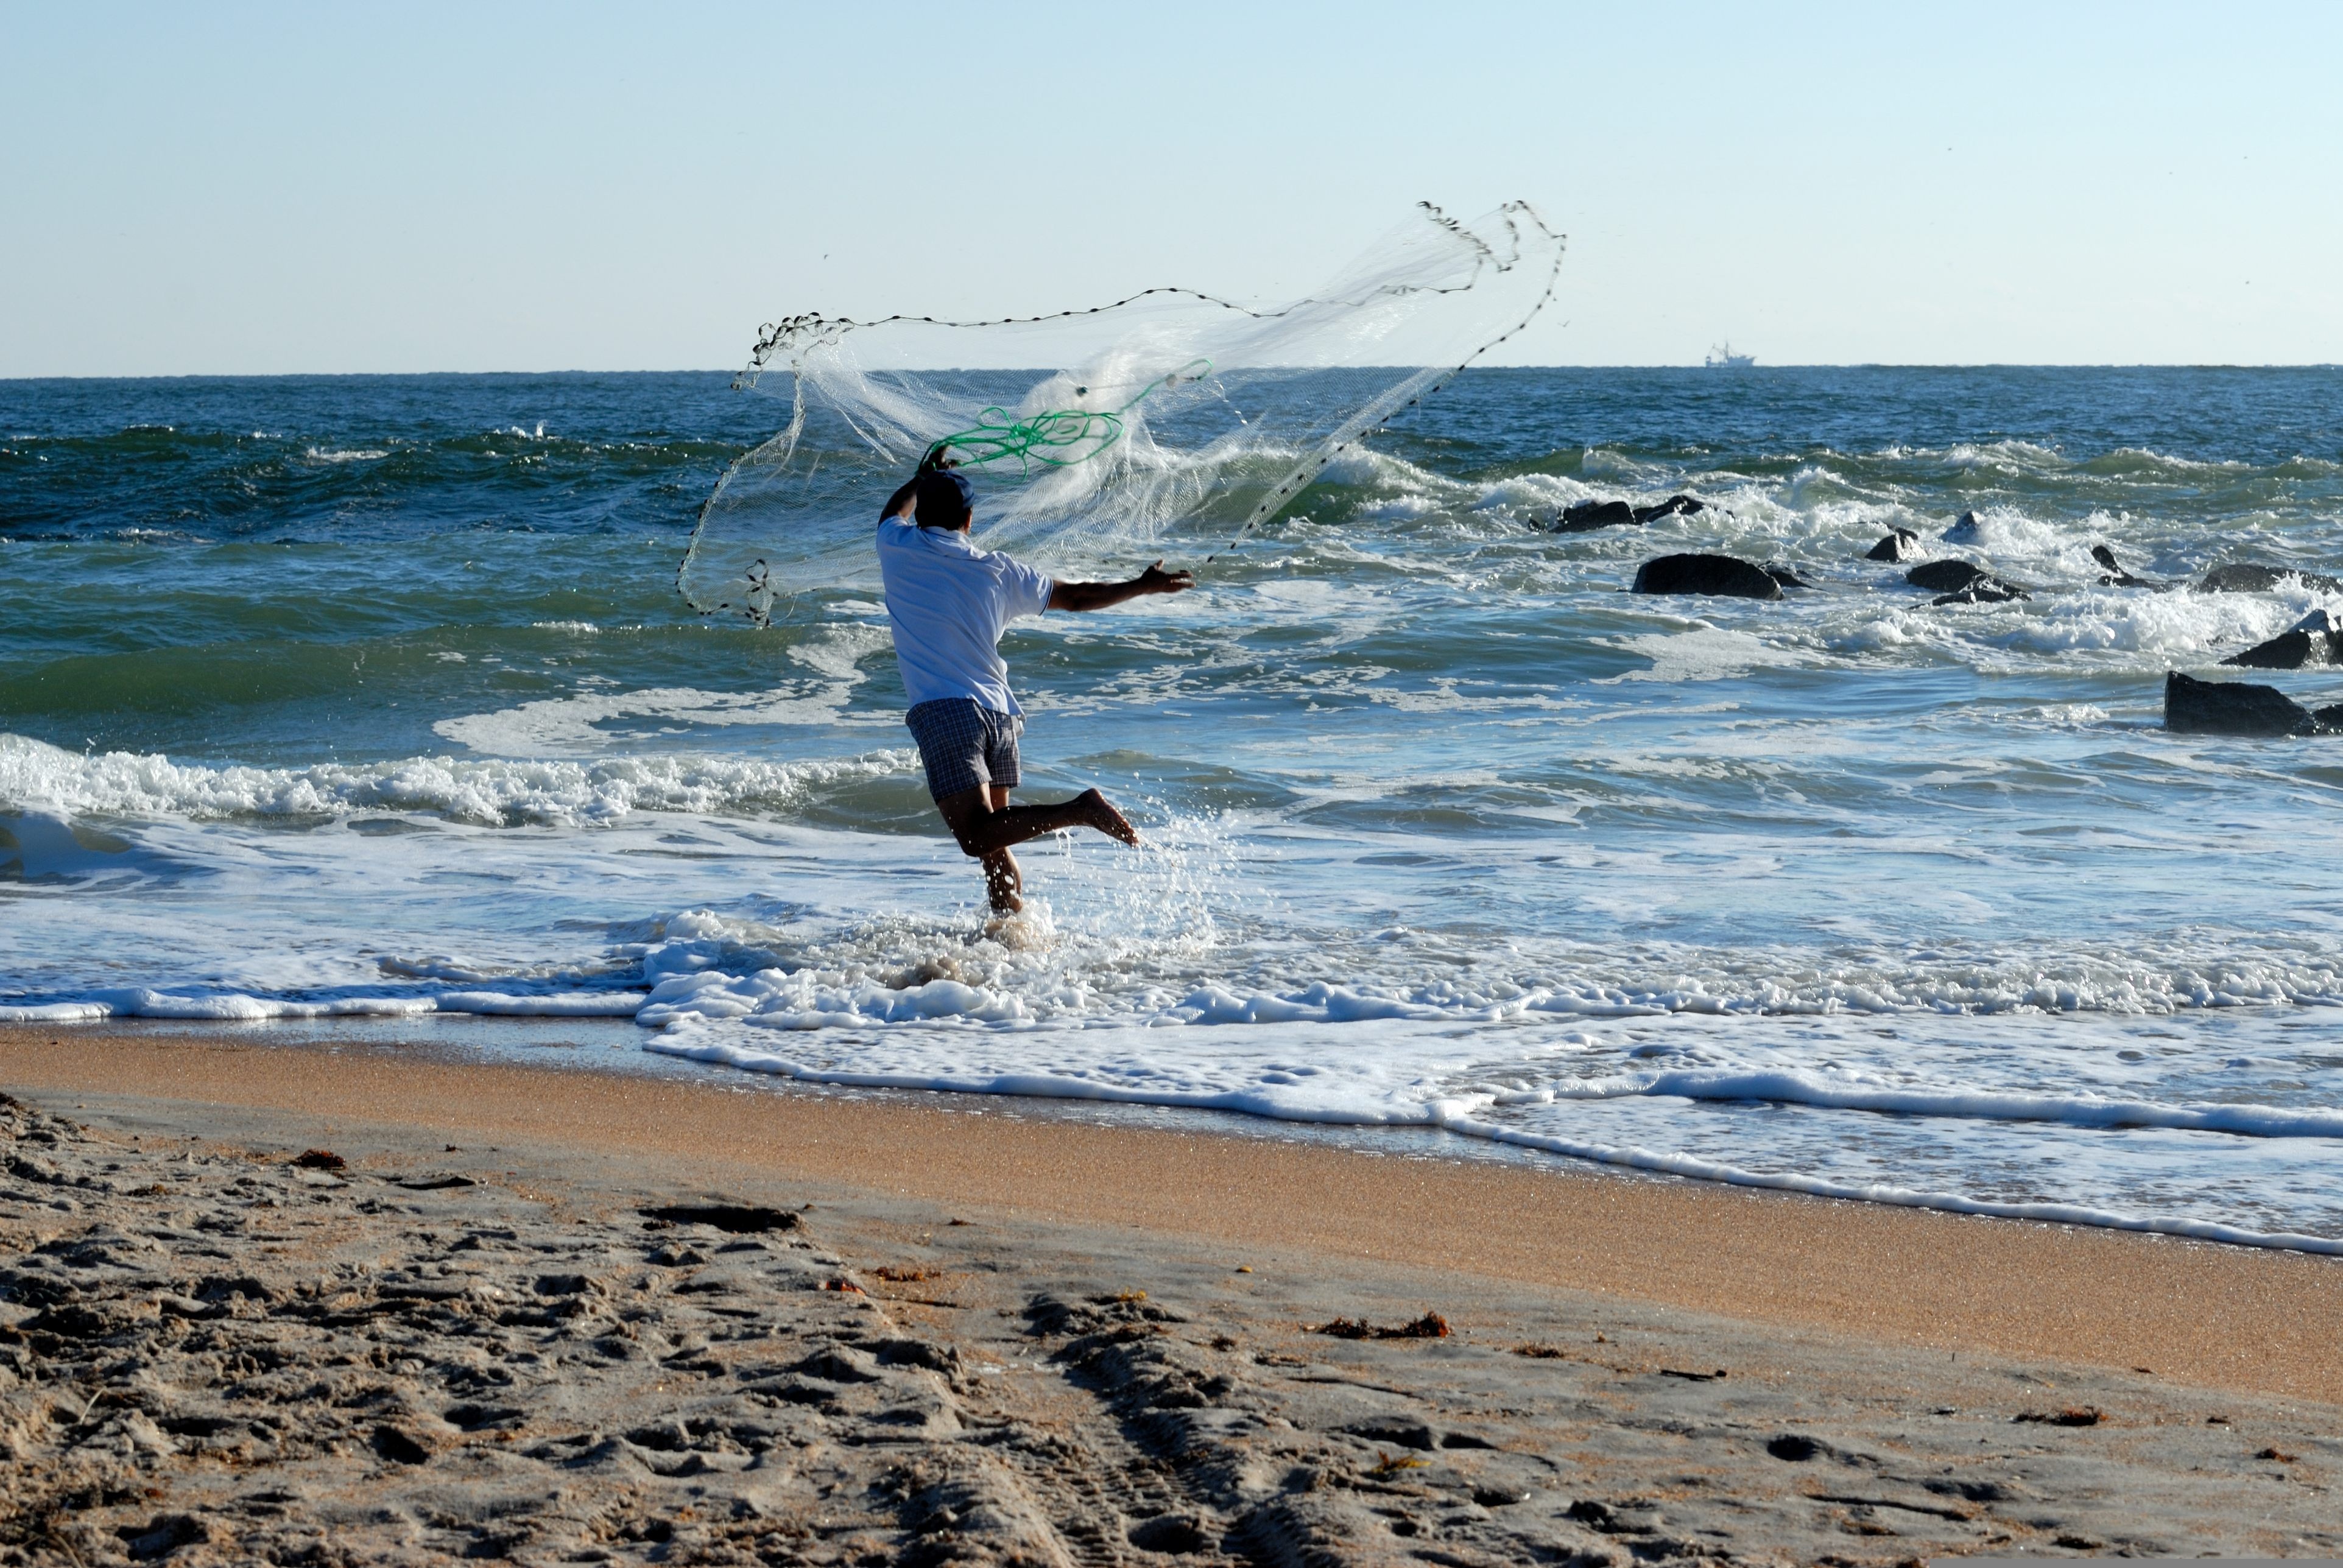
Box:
[877, 461, 1193, 913]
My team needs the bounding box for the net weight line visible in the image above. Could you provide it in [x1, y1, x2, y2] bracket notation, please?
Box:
[735, 203, 1536, 390]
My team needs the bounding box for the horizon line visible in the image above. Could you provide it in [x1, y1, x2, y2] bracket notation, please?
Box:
[7, 362, 2342, 383]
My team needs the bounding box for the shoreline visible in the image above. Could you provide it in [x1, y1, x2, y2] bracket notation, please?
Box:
[29, 1011, 2343, 1257]
[5, 1024, 2338, 1406]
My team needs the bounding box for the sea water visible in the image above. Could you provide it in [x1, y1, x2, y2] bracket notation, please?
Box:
[5, 368, 2342, 1247]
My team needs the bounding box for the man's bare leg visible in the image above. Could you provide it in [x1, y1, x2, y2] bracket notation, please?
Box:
[936, 784, 1140, 912]
[979, 786, 1024, 913]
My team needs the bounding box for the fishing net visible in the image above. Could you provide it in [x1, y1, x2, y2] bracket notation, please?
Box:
[678, 202, 1564, 626]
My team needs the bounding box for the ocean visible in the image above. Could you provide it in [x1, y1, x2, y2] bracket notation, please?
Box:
[5, 367, 2342, 1249]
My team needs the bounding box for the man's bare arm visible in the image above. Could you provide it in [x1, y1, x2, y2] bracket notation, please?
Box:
[1047, 561, 1195, 613]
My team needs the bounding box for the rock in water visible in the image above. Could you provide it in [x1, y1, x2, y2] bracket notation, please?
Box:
[1933, 582, 2030, 606]
[2222, 609, 2343, 670]
[1554, 499, 1638, 532]
[2164, 671, 2319, 737]
[2091, 544, 2153, 588]
[1906, 560, 2031, 602]
[1763, 564, 1817, 590]
[2197, 562, 2343, 595]
[1906, 560, 1992, 593]
[1866, 528, 1921, 562]
[1941, 510, 1986, 543]
[1632, 494, 1707, 523]
[1631, 554, 1783, 600]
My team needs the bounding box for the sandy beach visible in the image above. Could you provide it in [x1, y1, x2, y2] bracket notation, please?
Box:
[3, 1027, 2339, 1565]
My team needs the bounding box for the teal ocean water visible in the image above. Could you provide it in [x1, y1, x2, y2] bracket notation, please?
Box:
[5, 368, 2343, 1245]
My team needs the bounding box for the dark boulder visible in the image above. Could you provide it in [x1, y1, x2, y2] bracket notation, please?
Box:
[1940, 510, 1986, 543]
[2197, 563, 2343, 596]
[1906, 560, 2031, 602]
[1553, 499, 1638, 532]
[1556, 494, 1711, 532]
[1631, 554, 1783, 600]
[2222, 610, 2343, 670]
[1763, 564, 1816, 590]
[1866, 527, 1921, 562]
[2091, 544, 2154, 588]
[1906, 560, 1992, 593]
[2165, 672, 2319, 737]
[1632, 493, 1707, 524]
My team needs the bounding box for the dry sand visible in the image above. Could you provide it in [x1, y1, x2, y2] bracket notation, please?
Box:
[2, 1026, 2338, 1564]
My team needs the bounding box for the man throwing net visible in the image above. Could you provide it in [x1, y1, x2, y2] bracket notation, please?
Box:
[877, 460, 1193, 913]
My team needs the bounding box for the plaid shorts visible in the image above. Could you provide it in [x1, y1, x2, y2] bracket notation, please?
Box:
[904, 698, 1022, 801]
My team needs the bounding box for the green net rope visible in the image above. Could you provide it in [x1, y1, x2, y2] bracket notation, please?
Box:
[925, 358, 1212, 476]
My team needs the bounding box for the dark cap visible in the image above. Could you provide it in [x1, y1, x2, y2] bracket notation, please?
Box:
[914, 469, 976, 527]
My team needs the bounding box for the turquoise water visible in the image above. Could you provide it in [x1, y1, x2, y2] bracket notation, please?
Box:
[5, 368, 2343, 1244]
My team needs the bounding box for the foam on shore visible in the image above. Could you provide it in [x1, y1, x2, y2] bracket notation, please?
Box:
[0, 734, 916, 827]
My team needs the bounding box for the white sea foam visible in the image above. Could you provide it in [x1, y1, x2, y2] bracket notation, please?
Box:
[1605, 627, 1804, 684]
[638, 1019, 2343, 1255]
[1537, 1066, 2343, 1139]
[434, 629, 890, 755]
[595, 902, 2343, 1036]
[0, 990, 638, 1024]
[1433, 1113, 2343, 1255]
[1990, 583, 2332, 660]
[0, 733, 915, 827]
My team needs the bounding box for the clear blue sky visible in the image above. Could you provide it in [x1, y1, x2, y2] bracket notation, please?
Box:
[5, 1, 2338, 374]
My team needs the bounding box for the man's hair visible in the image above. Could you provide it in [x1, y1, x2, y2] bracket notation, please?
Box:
[915, 469, 976, 527]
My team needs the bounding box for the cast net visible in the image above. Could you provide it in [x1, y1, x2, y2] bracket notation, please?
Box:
[678, 202, 1564, 625]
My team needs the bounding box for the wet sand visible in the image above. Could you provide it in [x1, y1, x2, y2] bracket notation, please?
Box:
[3, 1026, 2340, 1563]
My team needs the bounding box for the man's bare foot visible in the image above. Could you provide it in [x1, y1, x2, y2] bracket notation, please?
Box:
[1077, 788, 1141, 846]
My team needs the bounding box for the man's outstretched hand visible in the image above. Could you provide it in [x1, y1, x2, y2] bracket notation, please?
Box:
[1046, 560, 1198, 614]
[1135, 560, 1196, 596]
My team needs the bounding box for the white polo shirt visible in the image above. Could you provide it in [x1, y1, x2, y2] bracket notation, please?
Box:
[876, 518, 1054, 716]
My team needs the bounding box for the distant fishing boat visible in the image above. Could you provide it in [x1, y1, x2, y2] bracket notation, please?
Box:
[1705, 341, 1755, 368]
